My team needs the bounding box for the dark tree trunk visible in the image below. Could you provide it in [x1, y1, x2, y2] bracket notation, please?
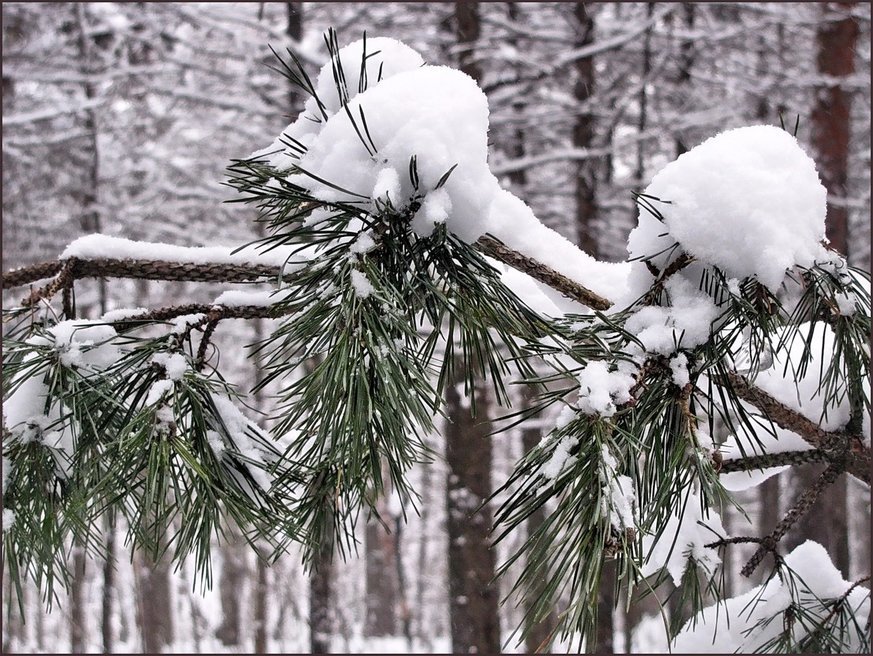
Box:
[309, 536, 334, 654]
[216, 529, 248, 647]
[445, 361, 501, 655]
[572, 2, 598, 257]
[365, 491, 399, 636]
[443, 6, 500, 654]
[812, 1, 858, 256]
[674, 3, 695, 156]
[101, 521, 115, 654]
[136, 552, 174, 653]
[785, 1, 858, 577]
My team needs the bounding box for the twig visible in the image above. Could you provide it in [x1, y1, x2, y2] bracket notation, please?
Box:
[719, 449, 829, 474]
[196, 319, 220, 371]
[741, 462, 844, 578]
[722, 370, 870, 484]
[476, 234, 612, 311]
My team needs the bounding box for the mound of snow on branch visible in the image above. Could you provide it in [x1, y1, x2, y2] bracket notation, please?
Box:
[673, 541, 870, 653]
[627, 125, 828, 291]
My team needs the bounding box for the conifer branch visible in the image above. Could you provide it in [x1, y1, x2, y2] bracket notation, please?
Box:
[741, 462, 845, 578]
[719, 449, 830, 473]
[721, 370, 871, 484]
[475, 234, 612, 310]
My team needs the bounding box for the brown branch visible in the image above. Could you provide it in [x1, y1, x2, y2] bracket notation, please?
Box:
[741, 462, 844, 578]
[1, 261, 63, 288]
[719, 449, 830, 474]
[476, 234, 612, 311]
[722, 370, 870, 484]
[112, 303, 289, 332]
[2, 257, 281, 291]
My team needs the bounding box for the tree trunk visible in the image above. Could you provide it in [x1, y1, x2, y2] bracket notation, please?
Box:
[674, 3, 695, 156]
[216, 527, 248, 647]
[365, 491, 399, 637]
[309, 536, 334, 654]
[136, 552, 174, 653]
[445, 359, 501, 655]
[785, 1, 858, 577]
[101, 521, 116, 654]
[812, 1, 858, 255]
[572, 2, 598, 257]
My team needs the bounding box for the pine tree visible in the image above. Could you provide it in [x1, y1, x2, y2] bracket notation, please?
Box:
[2, 29, 870, 653]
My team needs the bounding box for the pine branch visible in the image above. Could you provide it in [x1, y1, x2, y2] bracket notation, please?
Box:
[719, 449, 830, 473]
[2, 257, 282, 297]
[741, 462, 845, 578]
[476, 234, 612, 311]
[3, 238, 615, 312]
[721, 370, 870, 484]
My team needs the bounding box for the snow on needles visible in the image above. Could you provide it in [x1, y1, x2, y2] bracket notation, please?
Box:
[673, 541, 870, 653]
[253, 37, 632, 306]
[627, 125, 829, 291]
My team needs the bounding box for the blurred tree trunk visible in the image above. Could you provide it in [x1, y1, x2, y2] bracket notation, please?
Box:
[365, 490, 399, 636]
[136, 552, 174, 653]
[674, 3, 695, 156]
[101, 521, 116, 654]
[784, 1, 857, 577]
[444, 6, 500, 654]
[216, 526, 248, 647]
[445, 358, 500, 654]
[572, 2, 598, 257]
[309, 532, 334, 654]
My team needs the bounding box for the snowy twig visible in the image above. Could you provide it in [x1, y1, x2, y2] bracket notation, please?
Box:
[741, 462, 845, 578]
[2, 257, 282, 292]
[718, 449, 829, 474]
[476, 234, 612, 311]
[722, 370, 870, 484]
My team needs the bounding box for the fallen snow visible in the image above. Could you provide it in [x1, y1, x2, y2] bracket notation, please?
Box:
[673, 541, 870, 653]
[641, 491, 727, 587]
[60, 234, 307, 272]
[627, 125, 828, 291]
[575, 360, 635, 418]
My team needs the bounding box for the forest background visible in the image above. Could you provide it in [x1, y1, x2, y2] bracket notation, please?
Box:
[1, 2, 870, 653]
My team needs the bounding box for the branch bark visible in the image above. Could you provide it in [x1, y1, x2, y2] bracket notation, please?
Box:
[722, 370, 870, 484]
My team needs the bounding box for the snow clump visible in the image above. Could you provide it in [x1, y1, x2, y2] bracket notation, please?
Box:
[627, 125, 828, 291]
[641, 491, 727, 586]
[672, 541, 870, 653]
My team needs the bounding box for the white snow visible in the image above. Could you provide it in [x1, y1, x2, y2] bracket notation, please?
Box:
[60, 234, 308, 272]
[669, 353, 690, 387]
[625, 276, 720, 356]
[170, 313, 207, 334]
[641, 491, 727, 587]
[600, 447, 636, 531]
[2, 509, 14, 532]
[350, 269, 373, 298]
[627, 125, 828, 291]
[145, 379, 175, 406]
[49, 320, 121, 371]
[755, 323, 864, 432]
[575, 361, 635, 418]
[211, 395, 272, 492]
[540, 435, 577, 482]
[673, 541, 870, 653]
[254, 38, 632, 308]
[151, 352, 188, 382]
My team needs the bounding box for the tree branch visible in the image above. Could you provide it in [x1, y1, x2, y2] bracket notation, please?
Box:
[719, 449, 830, 474]
[476, 235, 612, 311]
[721, 370, 870, 484]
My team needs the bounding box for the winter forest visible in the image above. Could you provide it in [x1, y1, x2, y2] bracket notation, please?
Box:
[1, 2, 871, 654]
